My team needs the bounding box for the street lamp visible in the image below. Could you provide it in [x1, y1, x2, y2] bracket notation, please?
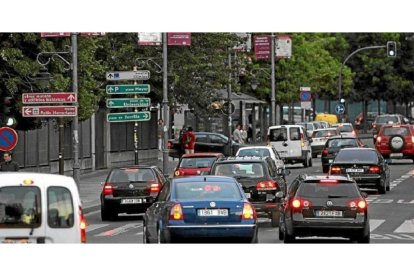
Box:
[250, 78, 259, 91]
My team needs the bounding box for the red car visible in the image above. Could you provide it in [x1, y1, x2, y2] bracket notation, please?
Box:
[174, 153, 225, 177]
[375, 124, 414, 160]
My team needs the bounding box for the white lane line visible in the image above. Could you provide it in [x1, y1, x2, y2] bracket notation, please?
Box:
[369, 219, 385, 232]
[135, 231, 143, 236]
[86, 224, 109, 233]
[394, 220, 414, 233]
[85, 210, 101, 217]
[95, 223, 143, 237]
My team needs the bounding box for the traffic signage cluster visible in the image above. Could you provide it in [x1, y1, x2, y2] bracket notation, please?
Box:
[22, 92, 78, 118]
[23, 106, 78, 117]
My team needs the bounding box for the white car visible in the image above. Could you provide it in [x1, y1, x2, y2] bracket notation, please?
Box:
[0, 173, 86, 243]
[332, 123, 357, 138]
[235, 146, 285, 173]
[310, 128, 339, 158]
[267, 125, 312, 167]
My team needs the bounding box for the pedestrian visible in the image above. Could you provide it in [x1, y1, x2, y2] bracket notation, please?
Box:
[0, 151, 19, 172]
[233, 123, 244, 144]
[183, 126, 196, 154]
[241, 125, 248, 144]
[157, 119, 164, 151]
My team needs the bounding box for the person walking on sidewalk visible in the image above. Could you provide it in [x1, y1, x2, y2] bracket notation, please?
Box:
[0, 151, 19, 172]
[183, 126, 196, 154]
[233, 123, 244, 144]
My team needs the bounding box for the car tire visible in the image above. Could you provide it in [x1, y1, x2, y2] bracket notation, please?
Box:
[386, 178, 391, 191]
[143, 224, 150, 244]
[271, 210, 280, 227]
[378, 179, 386, 194]
[389, 135, 405, 152]
[101, 206, 116, 221]
[284, 231, 295, 243]
[278, 227, 284, 241]
[322, 166, 329, 173]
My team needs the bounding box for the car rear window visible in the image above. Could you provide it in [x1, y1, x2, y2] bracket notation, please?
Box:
[334, 150, 378, 163]
[109, 168, 156, 182]
[376, 116, 398, 124]
[0, 186, 41, 228]
[213, 163, 265, 177]
[313, 129, 337, 138]
[290, 127, 301, 140]
[269, 128, 287, 142]
[179, 157, 217, 168]
[383, 127, 409, 136]
[237, 148, 271, 158]
[338, 125, 353, 132]
[327, 138, 358, 148]
[47, 187, 74, 228]
[175, 181, 242, 200]
[296, 182, 360, 198]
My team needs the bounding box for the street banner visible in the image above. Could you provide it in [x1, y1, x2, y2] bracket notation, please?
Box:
[254, 35, 271, 59]
[167, 33, 191, 46]
[138, 32, 162, 46]
[276, 35, 292, 58]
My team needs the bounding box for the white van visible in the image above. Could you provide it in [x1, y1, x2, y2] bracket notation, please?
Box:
[267, 125, 313, 167]
[0, 173, 86, 243]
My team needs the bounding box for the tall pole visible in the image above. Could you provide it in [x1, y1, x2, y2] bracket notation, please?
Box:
[59, 118, 64, 174]
[227, 49, 232, 156]
[71, 33, 80, 187]
[133, 66, 139, 165]
[270, 33, 276, 126]
[162, 33, 169, 176]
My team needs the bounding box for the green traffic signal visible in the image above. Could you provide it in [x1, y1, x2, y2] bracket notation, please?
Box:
[387, 41, 397, 57]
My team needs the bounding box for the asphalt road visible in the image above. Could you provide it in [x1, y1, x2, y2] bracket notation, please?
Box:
[84, 139, 414, 244]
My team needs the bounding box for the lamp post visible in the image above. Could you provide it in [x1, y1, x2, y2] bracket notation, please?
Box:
[35, 33, 80, 186]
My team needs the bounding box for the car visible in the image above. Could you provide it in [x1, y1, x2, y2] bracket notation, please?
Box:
[277, 175, 370, 243]
[310, 128, 339, 158]
[321, 136, 365, 173]
[210, 156, 289, 227]
[375, 124, 414, 160]
[267, 125, 313, 167]
[174, 152, 225, 177]
[317, 121, 331, 129]
[100, 166, 168, 221]
[235, 146, 285, 173]
[0, 173, 86, 243]
[329, 148, 390, 194]
[297, 122, 319, 138]
[354, 111, 378, 130]
[143, 176, 258, 243]
[371, 114, 408, 135]
[332, 123, 356, 137]
[168, 132, 243, 159]
[315, 113, 338, 125]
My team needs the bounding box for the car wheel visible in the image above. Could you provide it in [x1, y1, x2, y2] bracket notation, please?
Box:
[378, 179, 386, 194]
[271, 210, 280, 227]
[143, 224, 150, 244]
[303, 153, 309, 168]
[101, 206, 116, 221]
[284, 231, 295, 243]
[250, 229, 259, 243]
[278, 227, 284, 241]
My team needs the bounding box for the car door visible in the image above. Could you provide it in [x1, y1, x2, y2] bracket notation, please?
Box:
[288, 126, 303, 158]
[268, 126, 289, 159]
[208, 134, 227, 153]
[146, 181, 170, 241]
[194, 134, 209, 152]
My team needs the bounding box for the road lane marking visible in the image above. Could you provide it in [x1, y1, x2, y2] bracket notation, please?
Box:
[85, 210, 101, 217]
[95, 223, 143, 237]
[369, 219, 385, 232]
[135, 231, 143, 235]
[87, 224, 109, 233]
[394, 220, 414, 233]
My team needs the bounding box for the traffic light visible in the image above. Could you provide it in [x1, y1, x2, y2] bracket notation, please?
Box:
[0, 96, 17, 127]
[387, 41, 397, 57]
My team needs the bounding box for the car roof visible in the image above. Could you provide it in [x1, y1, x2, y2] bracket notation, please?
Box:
[0, 172, 77, 188]
[338, 147, 374, 152]
[268, 125, 303, 128]
[216, 156, 268, 163]
[172, 175, 237, 184]
[301, 175, 352, 181]
[181, 152, 224, 158]
[314, 128, 337, 132]
[381, 124, 411, 128]
[327, 135, 357, 140]
[114, 165, 157, 170]
[237, 146, 272, 150]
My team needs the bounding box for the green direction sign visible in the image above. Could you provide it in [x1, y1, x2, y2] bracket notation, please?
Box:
[106, 84, 150, 94]
[107, 111, 151, 123]
[106, 98, 151, 108]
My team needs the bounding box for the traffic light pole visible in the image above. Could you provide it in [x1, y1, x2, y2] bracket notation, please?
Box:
[71, 33, 81, 187]
[162, 33, 169, 176]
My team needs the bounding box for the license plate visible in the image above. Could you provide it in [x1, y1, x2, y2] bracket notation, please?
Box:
[390, 153, 403, 158]
[328, 159, 333, 163]
[346, 168, 364, 173]
[315, 210, 343, 217]
[245, 193, 251, 199]
[197, 209, 228, 217]
[2, 239, 31, 244]
[121, 198, 142, 204]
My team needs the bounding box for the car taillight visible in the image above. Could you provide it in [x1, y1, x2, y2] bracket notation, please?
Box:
[368, 166, 381, 174]
[349, 199, 367, 212]
[291, 197, 311, 212]
[169, 203, 184, 220]
[319, 179, 338, 185]
[103, 182, 113, 196]
[150, 182, 161, 193]
[322, 149, 328, 156]
[174, 169, 184, 177]
[242, 203, 256, 220]
[377, 136, 382, 143]
[411, 136, 414, 143]
[256, 180, 277, 190]
[300, 133, 305, 147]
[79, 206, 86, 244]
[330, 166, 341, 174]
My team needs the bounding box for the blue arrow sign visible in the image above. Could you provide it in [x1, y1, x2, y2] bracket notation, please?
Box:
[335, 104, 345, 115]
[300, 91, 312, 101]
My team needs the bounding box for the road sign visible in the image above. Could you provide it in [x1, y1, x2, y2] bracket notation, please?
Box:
[300, 91, 312, 101]
[335, 104, 345, 115]
[254, 35, 271, 59]
[167, 33, 191, 46]
[106, 84, 150, 94]
[106, 98, 151, 108]
[222, 102, 236, 115]
[41, 33, 71, 38]
[0, 127, 18, 151]
[22, 106, 78, 117]
[106, 71, 150, 81]
[22, 93, 77, 104]
[138, 32, 162, 46]
[107, 112, 151, 123]
[301, 101, 312, 110]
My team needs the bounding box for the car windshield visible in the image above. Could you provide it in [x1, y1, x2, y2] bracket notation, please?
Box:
[338, 125, 353, 132]
[334, 150, 378, 163]
[213, 163, 265, 178]
[376, 116, 398, 124]
[109, 168, 156, 182]
[174, 181, 242, 200]
[297, 182, 360, 198]
[0, 186, 41, 228]
[237, 148, 271, 158]
[179, 157, 217, 168]
[327, 138, 358, 148]
[383, 127, 409, 136]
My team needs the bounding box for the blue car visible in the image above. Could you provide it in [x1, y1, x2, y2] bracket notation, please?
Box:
[143, 176, 258, 243]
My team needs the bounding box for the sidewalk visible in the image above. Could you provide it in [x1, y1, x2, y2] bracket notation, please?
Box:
[79, 158, 178, 211]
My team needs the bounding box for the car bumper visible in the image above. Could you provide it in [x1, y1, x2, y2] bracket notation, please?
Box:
[251, 202, 279, 215]
[311, 145, 325, 154]
[167, 224, 257, 239]
[102, 197, 154, 213]
[351, 175, 382, 186]
[376, 148, 414, 158]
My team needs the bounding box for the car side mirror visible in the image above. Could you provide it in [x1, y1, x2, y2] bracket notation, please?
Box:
[361, 192, 368, 198]
[275, 191, 284, 199]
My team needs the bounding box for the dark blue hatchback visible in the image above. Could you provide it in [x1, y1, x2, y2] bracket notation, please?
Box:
[143, 176, 258, 243]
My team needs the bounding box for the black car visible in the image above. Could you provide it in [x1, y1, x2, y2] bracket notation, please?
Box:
[210, 156, 289, 227]
[100, 166, 168, 221]
[277, 175, 370, 243]
[168, 132, 243, 158]
[329, 148, 390, 194]
[321, 135, 365, 173]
